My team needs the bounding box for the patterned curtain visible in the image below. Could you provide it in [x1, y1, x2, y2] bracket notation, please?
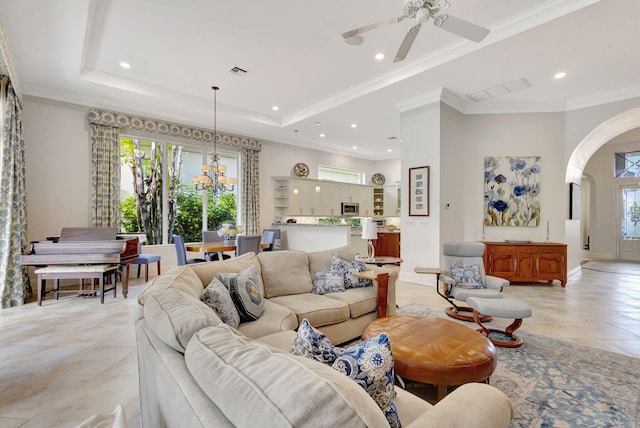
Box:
[0, 75, 31, 308]
[241, 148, 260, 235]
[90, 123, 121, 227]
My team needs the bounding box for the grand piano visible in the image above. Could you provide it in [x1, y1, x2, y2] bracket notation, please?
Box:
[21, 227, 140, 298]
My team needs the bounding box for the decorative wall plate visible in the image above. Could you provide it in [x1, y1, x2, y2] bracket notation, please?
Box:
[293, 162, 309, 178]
[371, 173, 386, 185]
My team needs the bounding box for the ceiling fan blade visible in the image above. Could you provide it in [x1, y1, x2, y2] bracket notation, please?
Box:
[434, 14, 489, 42]
[342, 16, 406, 40]
[394, 23, 422, 63]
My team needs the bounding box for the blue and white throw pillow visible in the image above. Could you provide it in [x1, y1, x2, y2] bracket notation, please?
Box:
[450, 264, 484, 289]
[312, 272, 345, 295]
[330, 255, 374, 289]
[201, 278, 240, 328]
[291, 319, 344, 364]
[217, 264, 265, 322]
[331, 333, 401, 428]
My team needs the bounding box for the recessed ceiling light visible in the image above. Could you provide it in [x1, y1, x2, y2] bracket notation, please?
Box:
[350, 123, 358, 128]
[272, 105, 279, 111]
[375, 53, 385, 60]
[119, 62, 131, 69]
[315, 122, 321, 126]
[352, 145, 358, 150]
[320, 133, 325, 138]
[387, 149, 393, 153]
[554, 72, 567, 79]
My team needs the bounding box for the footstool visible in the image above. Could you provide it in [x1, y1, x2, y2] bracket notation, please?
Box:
[466, 297, 532, 348]
[362, 315, 496, 400]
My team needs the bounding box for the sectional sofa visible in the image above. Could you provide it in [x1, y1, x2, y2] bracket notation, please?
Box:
[135, 246, 513, 427]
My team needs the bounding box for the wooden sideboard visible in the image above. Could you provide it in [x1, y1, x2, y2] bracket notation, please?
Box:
[482, 241, 567, 287]
[373, 232, 401, 258]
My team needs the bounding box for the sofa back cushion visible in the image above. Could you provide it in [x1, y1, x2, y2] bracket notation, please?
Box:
[189, 252, 260, 286]
[308, 246, 358, 275]
[185, 324, 389, 428]
[257, 250, 313, 298]
[137, 266, 203, 306]
[144, 288, 222, 353]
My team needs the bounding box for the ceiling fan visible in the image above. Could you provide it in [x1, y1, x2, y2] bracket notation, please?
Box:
[342, 0, 490, 63]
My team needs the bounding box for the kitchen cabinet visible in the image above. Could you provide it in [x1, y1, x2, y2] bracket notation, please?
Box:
[482, 242, 567, 287]
[373, 232, 400, 258]
[272, 177, 373, 217]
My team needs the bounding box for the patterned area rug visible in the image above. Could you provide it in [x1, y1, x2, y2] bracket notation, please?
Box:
[397, 304, 640, 428]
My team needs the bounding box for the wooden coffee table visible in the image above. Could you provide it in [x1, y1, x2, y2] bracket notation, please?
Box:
[362, 315, 496, 400]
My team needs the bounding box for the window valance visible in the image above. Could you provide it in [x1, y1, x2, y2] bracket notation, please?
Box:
[88, 108, 261, 151]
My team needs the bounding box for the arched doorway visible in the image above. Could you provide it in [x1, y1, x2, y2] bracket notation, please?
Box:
[566, 107, 640, 262]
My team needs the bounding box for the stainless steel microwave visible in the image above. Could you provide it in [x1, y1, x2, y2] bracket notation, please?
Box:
[341, 202, 359, 216]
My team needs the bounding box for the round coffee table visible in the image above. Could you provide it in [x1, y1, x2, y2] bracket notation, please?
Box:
[362, 315, 496, 400]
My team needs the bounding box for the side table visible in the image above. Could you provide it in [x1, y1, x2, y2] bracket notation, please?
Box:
[351, 270, 390, 317]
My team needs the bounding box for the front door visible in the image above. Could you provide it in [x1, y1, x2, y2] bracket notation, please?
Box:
[618, 186, 640, 261]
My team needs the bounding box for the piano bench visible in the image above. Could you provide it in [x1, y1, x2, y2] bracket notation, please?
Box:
[34, 264, 119, 305]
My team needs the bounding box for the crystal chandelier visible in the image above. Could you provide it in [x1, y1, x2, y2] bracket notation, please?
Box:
[192, 86, 237, 194]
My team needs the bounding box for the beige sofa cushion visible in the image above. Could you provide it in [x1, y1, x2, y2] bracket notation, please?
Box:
[324, 287, 377, 318]
[185, 324, 389, 428]
[269, 293, 350, 327]
[189, 252, 260, 287]
[258, 250, 313, 297]
[237, 300, 298, 339]
[137, 266, 203, 306]
[307, 246, 358, 274]
[143, 288, 221, 353]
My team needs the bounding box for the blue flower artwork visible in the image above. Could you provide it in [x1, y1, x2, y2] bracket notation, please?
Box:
[484, 156, 541, 227]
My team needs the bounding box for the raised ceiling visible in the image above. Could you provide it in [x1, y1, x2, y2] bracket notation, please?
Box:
[1, 0, 639, 159]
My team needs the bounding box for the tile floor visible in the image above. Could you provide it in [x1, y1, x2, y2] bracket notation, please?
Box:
[1, 261, 639, 427]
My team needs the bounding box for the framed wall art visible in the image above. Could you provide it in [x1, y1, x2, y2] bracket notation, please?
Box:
[409, 166, 429, 216]
[569, 182, 581, 219]
[484, 156, 541, 227]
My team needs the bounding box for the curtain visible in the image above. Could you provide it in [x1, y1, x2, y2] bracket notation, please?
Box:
[90, 123, 121, 227]
[0, 75, 31, 308]
[241, 148, 260, 235]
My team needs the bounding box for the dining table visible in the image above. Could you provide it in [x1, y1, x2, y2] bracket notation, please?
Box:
[185, 241, 270, 259]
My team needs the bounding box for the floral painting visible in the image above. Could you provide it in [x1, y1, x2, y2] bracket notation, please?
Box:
[484, 156, 541, 227]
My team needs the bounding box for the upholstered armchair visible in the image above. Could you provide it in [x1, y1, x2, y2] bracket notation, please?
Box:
[439, 241, 509, 322]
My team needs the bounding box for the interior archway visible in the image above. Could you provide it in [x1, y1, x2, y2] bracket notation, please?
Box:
[565, 107, 640, 265]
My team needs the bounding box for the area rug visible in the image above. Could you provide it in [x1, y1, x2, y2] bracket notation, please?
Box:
[582, 260, 640, 275]
[397, 304, 640, 428]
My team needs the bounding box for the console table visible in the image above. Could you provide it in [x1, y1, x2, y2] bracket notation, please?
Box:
[482, 241, 567, 287]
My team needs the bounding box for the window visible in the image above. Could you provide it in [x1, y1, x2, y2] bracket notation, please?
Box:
[317, 165, 364, 184]
[614, 151, 640, 178]
[120, 137, 239, 244]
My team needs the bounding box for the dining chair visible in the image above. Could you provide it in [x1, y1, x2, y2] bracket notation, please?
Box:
[173, 234, 206, 266]
[235, 235, 262, 256]
[262, 228, 281, 251]
[202, 230, 231, 261]
[130, 241, 162, 281]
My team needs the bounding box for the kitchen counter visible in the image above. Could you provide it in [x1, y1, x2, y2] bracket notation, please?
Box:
[270, 223, 352, 252]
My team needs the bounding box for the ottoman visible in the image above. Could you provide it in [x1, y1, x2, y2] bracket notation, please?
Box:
[467, 297, 532, 348]
[362, 315, 496, 400]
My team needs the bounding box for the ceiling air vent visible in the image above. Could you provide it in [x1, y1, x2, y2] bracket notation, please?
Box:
[229, 66, 248, 76]
[466, 78, 532, 102]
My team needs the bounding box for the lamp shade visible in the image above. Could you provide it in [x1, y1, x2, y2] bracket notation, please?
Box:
[361, 220, 378, 240]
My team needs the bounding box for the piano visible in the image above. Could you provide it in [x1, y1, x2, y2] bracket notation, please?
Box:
[21, 227, 140, 297]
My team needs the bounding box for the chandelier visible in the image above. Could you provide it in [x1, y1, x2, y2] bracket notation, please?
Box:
[192, 86, 237, 194]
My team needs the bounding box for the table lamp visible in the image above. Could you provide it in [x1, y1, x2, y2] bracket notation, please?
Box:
[361, 220, 378, 262]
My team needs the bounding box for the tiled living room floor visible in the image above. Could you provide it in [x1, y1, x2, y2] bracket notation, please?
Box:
[1, 261, 639, 427]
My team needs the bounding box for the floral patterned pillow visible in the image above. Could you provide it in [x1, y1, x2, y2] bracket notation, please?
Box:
[312, 272, 345, 295]
[201, 278, 240, 328]
[450, 264, 484, 289]
[291, 319, 344, 364]
[330, 255, 373, 288]
[331, 333, 401, 428]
